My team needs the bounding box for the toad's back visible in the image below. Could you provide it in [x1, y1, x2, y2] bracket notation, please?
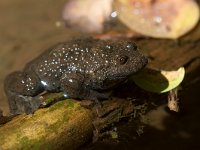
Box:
[29, 38, 137, 90]
[33, 38, 114, 89]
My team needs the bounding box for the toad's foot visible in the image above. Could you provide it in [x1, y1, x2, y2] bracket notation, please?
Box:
[12, 95, 41, 115]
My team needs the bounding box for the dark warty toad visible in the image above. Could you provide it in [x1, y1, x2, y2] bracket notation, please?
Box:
[4, 38, 148, 115]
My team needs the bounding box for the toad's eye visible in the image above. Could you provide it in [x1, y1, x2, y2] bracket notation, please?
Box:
[118, 55, 128, 65]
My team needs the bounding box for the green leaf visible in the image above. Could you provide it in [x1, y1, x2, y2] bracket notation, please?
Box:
[130, 67, 185, 93]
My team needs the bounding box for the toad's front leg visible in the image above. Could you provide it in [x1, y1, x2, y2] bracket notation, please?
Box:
[60, 73, 111, 101]
[4, 71, 43, 115]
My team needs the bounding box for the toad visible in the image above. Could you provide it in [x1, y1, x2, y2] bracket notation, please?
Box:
[4, 38, 148, 115]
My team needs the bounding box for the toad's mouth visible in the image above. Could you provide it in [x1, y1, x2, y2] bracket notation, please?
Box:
[111, 73, 136, 81]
